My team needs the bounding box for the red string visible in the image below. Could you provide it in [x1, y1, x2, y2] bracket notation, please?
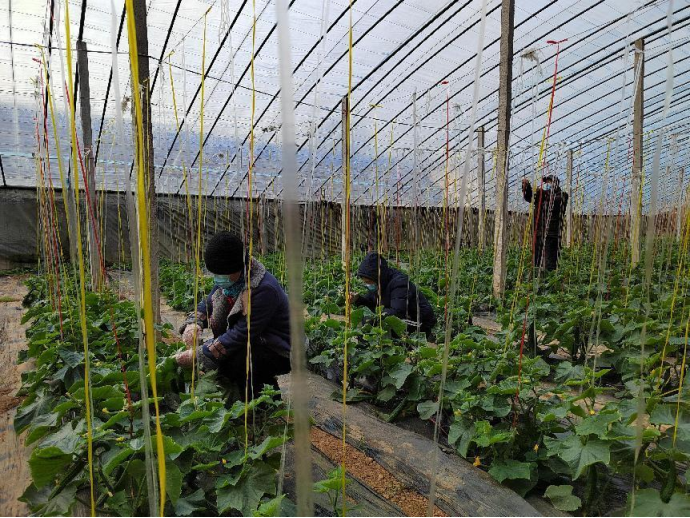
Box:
[37, 71, 66, 339]
[63, 84, 135, 429]
[513, 39, 566, 425]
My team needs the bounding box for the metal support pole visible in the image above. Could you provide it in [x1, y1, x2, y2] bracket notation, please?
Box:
[341, 95, 349, 266]
[131, 0, 160, 323]
[76, 40, 102, 289]
[492, 0, 514, 299]
[0, 155, 6, 187]
[631, 38, 644, 265]
[477, 126, 486, 251]
[565, 149, 573, 248]
[678, 167, 685, 241]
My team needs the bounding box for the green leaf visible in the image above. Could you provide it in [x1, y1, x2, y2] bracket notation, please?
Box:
[175, 489, 206, 516]
[350, 308, 365, 327]
[547, 435, 610, 479]
[417, 400, 438, 420]
[544, 485, 582, 512]
[650, 404, 677, 426]
[105, 490, 132, 516]
[628, 488, 690, 517]
[166, 461, 183, 505]
[388, 363, 413, 389]
[204, 407, 229, 434]
[384, 316, 407, 336]
[575, 410, 620, 438]
[42, 481, 78, 516]
[488, 460, 533, 483]
[376, 385, 397, 403]
[447, 419, 475, 458]
[249, 435, 287, 460]
[254, 495, 288, 517]
[161, 434, 184, 460]
[216, 461, 277, 516]
[40, 422, 83, 454]
[473, 420, 513, 447]
[29, 447, 73, 488]
[15, 389, 54, 434]
[102, 446, 134, 476]
[58, 348, 84, 368]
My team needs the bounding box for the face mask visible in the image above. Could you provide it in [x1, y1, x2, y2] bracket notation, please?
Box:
[213, 274, 234, 289]
[365, 283, 377, 292]
[542, 183, 552, 191]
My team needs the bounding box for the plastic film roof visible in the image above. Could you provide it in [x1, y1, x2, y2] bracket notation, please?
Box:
[0, 0, 688, 213]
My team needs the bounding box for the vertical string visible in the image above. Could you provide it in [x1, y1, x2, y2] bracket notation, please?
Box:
[63, 2, 96, 514]
[124, 0, 166, 514]
[244, 0, 257, 457]
[275, 0, 314, 512]
[341, 0, 354, 510]
[427, 1, 488, 513]
[191, 10, 209, 402]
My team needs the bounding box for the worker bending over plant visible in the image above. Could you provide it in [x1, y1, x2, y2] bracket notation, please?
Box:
[522, 174, 569, 271]
[175, 231, 291, 397]
[350, 252, 437, 341]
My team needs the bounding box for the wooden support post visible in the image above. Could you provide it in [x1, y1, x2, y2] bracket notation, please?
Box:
[477, 126, 486, 252]
[76, 40, 102, 289]
[341, 95, 349, 266]
[630, 38, 644, 266]
[678, 167, 685, 241]
[492, 0, 514, 299]
[565, 149, 573, 248]
[131, 0, 160, 323]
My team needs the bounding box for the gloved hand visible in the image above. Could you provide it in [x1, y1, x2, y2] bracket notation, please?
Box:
[174, 349, 193, 368]
[204, 338, 227, 360]
[181, 323, 203, 350]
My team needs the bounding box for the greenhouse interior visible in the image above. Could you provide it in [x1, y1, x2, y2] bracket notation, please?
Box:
[0, 0, 688, 516]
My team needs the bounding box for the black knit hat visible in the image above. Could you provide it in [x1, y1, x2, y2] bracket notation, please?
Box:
[204, 231, 245, 274]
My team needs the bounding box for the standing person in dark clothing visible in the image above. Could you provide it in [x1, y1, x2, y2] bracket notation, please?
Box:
[175, 231, 291, 397]
[522, 175, 569, 271]
[350, 252, 437, 340]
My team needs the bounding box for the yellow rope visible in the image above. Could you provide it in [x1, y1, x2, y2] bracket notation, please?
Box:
[191, 11, 209, 402]
[673, 311, 689, 445]
[370, 104, 383, 326]
[63, 4, 96, 514]
[657, 206, 690, 388]
[244, 0, 257, 457]
[124, 1, 166, 513]
[342, 0, 354, 510]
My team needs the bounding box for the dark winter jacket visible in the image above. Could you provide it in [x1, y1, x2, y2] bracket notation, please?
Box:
[354, 253, 437, 333]
[191, 259, 291, 361]
[523, 182, 568, 240]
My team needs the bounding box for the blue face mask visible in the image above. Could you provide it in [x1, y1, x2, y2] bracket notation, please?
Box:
[543, 182, 552, 191]
[213, 274, 234, 289]
[365, 283, 377, 292]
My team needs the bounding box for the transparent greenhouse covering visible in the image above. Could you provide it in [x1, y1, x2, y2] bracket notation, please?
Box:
[0, 0, 688, 212]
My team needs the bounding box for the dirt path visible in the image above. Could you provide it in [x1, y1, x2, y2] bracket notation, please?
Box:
[310, 427, 445, 516]
[0, 276, 31, 516]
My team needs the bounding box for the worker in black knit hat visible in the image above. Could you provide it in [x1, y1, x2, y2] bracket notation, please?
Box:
[175, 231, 291, 397]
[350, 252, 437, 341]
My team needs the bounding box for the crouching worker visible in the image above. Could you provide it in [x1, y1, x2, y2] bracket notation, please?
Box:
[350, 252, 437, 341]
[175, 231, 291, 398]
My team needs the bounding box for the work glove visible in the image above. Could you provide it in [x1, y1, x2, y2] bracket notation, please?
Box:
[181, 323, 203, 350]
[174, 348, 194, 369]
[203, 338, 228, 360]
